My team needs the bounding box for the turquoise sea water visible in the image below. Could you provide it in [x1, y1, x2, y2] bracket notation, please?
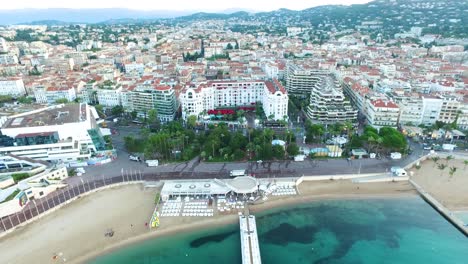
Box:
[90, 198, 468, 264]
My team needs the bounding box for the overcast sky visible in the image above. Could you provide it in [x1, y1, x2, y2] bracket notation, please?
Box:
[0, 0, 371, 11]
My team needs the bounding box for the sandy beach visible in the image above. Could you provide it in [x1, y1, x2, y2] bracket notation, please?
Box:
[410, 158, 468, 210]
[0, 180, 416, 264]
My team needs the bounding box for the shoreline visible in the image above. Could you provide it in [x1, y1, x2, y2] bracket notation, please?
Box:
[80, 183, 417, 263]
[75, 214, 239, 264]
[0, 180, 418, 264]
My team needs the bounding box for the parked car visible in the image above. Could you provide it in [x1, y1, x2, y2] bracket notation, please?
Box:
[129, 155, 141, 162]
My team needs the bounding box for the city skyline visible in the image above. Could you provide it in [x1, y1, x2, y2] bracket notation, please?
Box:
[0, 0, 371, 12]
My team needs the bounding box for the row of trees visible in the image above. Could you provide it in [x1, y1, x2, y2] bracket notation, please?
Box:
[304, 120, 408, 154]
[123, 121, 300, 162]
[349, 126, 408, 154]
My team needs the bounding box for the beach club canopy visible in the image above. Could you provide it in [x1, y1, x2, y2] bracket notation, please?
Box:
[161, 179, 231, 198]
[160, 177, 259, 199]
[225, 176, 259, 194]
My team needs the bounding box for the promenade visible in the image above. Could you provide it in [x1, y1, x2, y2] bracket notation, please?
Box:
[239, 214, 262, 264]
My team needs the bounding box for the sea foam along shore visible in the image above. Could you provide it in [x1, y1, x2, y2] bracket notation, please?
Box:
[0, 180, 415, 264]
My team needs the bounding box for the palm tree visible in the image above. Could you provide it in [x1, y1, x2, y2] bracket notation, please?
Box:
[449, 166, 457, 178]
[464, 160, 468, 169]
[445, 155, 453, 164]
[431, 156, 440, 167]
[437, 163, 447, 176]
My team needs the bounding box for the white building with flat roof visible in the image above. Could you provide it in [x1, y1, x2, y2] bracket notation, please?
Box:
[0, 54, 19, 65]
[96, 87, 122, 108]
[0, 78, 26, 97]
[0, 104, 102, 162]
[34, 86, 76, 104]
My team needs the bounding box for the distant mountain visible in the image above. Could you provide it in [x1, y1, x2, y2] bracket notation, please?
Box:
[221, 8, 257, 14]
[0, 8, 192, 25]
[0, 0, 465, 39]
[26, 20, 75, 26]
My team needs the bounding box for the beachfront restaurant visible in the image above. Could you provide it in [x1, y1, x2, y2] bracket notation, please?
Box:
[160, 177, 260, 201]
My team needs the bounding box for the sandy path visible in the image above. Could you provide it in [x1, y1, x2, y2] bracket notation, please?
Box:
[410, 158, 468, 210]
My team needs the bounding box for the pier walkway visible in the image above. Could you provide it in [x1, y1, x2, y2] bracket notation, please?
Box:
[239, 214, 262, 264]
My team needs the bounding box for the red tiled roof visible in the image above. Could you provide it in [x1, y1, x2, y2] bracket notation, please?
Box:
[371, 99, 399, 108]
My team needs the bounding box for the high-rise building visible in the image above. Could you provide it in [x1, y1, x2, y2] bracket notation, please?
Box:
[306, 76, 357, 124]
[285, 63, 328, 97]
[123, 84, 177, 122]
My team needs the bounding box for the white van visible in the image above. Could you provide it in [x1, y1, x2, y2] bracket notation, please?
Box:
[230, 170, 246, 177]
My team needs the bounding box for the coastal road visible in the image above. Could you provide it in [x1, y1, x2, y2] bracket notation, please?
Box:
[66, 122, 441, 186]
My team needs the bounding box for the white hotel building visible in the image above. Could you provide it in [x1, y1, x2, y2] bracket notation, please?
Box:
[180, 80, 288, 121]
[0, 104, 101, 162]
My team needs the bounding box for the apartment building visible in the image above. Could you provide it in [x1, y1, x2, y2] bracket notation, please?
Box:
[34, 85, 77, 104]
[124, 63, 145, 75]
[0, 54, 19, 65]
[0, 78, 26, 97]
[437, 95, 461, 124]
[421, 95, 444, 126]
[285, 63, 329, 97]
[97, 87, 122, 108]
[397, 97, 423, 126]
[366, 99, 400, 129]
[180, 80, 288, 121]
[122, 84, 177, 122]
[0, 37, 8, 53]
[306, 76, 357, 124]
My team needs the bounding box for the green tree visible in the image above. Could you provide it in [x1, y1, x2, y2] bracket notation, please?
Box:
[123, 136, 135, 152]
[147, 109, 161, 132]
[187, 115, 197, 129]
[55, 98, 69, 104]
[0, 95, 12, 103]
[130, 110, 138, 119]
[226, 43, 234, 50]
[445, 155, 453, 164]
[287, 143, 300, 156]
[449, 166, 457, 178]
[17, 96, 33, 104]
[431, 156, 440, 167]
[272, 145, 285, 159]
[94, 104, 104, 118]
[111, 105, 124, 116]
[305, 122, 324, 143]
[437, 163, 447, 176]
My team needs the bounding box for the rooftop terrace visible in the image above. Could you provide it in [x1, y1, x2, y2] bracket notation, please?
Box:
[2, 104, 85, 129]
